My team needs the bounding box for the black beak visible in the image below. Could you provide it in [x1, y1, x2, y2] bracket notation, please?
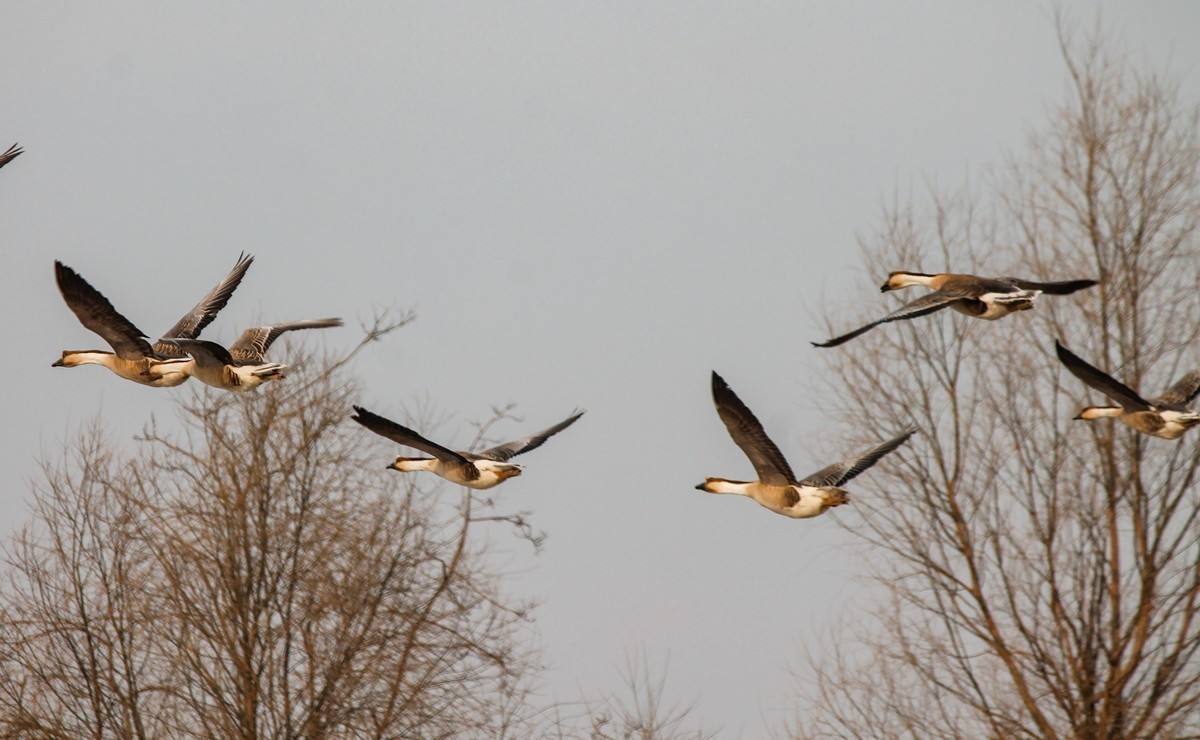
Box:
[694, 483, 707, 491]
[879, 282, 892, 292]
[51, 359, 64, 367]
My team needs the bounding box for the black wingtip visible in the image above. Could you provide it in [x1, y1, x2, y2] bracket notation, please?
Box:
[811, 334, 850, 348]
[1065, 279, 1100, 293]
[0, 143, 22, 167]
[1036, 278, 1100, 295]
[1054, 338, 1073, 361]
[53, 261, 85, 293]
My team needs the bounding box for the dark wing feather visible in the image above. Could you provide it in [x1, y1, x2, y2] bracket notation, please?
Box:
[1055, 340, 1151, 411]
[710, 371, 795, 486]
[55, 261, 154, 359]
[812, 292, 956, 348]
[351, 406, 474, 468]
[477, 409, 585, 461]
[163, 338, 236, 368]
[1004, 277, 1098, 295]
[801, 428, 916, 488]
[228, 318, 343, 363]
[1155, 371, 1200, 407]
[942, 275, 1021, 295]
[0, 143, 22, 169]
[154, 253, 254, 355]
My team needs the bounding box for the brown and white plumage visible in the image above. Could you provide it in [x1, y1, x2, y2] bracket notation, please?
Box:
[0, 143, 22, 169]
[166, 318, 343, 392]
[1056, 340, 1200, 440]
[813, 271, 1097, 348]
[52, 254, 254, 387]
[696, 371, 915, 518]
[352, 405, 584, 489]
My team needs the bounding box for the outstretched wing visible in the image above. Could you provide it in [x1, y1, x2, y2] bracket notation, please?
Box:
[477, 409, 585, 461]
[351, 406, 475, 470]
[1003, 277, 1098, 295]
[812, 292, 956, 348]
[710, 371, 795, 486]
[154, 253, 254, 356]
[0, 143, 22, 169]
[1055, 340, 1150, 411]
[55, 261, 155, 359]
[162, 338, 236, 368]
[1156, 370, 1200, 407]
[228, 318, 343, 362]
[800, 428, 916, 488]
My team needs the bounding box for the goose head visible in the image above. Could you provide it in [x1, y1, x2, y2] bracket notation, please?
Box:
[880, 271, 936, 292]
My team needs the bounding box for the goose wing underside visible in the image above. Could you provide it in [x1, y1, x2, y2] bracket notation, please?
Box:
[800, 428, 916, 488]
[351, 406, 477, 478]
[478, 409, 585, 462]
[1055, 340, 1151, 411]
[812, 292, 956, 348]
[228, 318, 343, 363]
[55, 261, 155, 359]
[710, 372, 795, 486]
[154, 252, 254, 356]
[1156, 370, 1200, 407]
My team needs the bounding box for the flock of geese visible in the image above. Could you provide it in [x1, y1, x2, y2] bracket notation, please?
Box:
[11, 141, 1198, 520]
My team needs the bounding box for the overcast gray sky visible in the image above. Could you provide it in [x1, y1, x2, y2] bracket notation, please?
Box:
[4, 3, 1199, 734]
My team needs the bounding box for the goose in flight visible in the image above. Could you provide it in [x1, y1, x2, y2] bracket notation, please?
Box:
[0, 143, 22, 169]
[164, 319, 343, 392]
[697, 371, 915, 518]
[1056, 340, 1200, 440]
[352, 405, 585, 489]
[813, 271, 1097, 348]
[52, 254, 254, 387]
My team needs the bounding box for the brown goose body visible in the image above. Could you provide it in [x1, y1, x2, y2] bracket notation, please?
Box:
[813, 271, 1097, 348]
[697, 372, 915, 519]
[1057, 340, 1200, 440]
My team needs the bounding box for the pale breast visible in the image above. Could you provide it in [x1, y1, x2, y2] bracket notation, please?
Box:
[746, 482, 798, 512]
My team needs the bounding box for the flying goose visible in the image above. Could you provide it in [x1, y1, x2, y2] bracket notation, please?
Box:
[813, 271, 1098, 347]
[165, 319, 343, 392]
[52, 254, 254, 387]
[0, 143, 22, 169]
[697, 371, 915, 518]
[1055, 340, 1200, 440]
[351, 405, 585, 489]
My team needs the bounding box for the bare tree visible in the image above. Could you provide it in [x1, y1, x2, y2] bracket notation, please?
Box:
[796, 19, 1200, 740]
[0, 314, 546, 739]
[539, 650, 716, 740]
